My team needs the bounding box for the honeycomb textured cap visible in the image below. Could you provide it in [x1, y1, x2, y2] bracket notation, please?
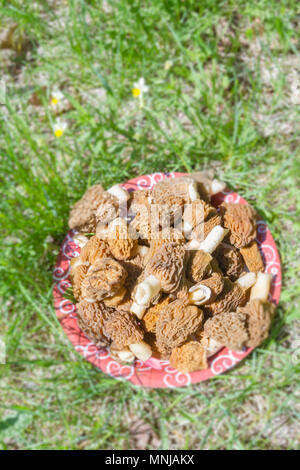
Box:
[191, 213, 222, 242]
[143, 296, 172, 333]
[187, 249, 212, 283]
[103, 310, 144, 349]
[107, 222, 138, 260]
[214, 242, 245, 280]
[94, 192, 119, 226]
[145, 243, 186, 293]
[81, 257, 127, 301]
[156, 297, 204, 353]
[169, 341, 208, 372]
[68, 184, 104, 232]
[237, 298, 275, 347]
[240, 241, 265, 273]
[76, 300, 114, 348]
[144, 228, 185, 264]
[220, 202, 257, 248]
[80, 235, 111, 265]
[205, 277, 247, 316]
[71, 263, 88, 301]
[204, 310, 249, 351]
[198, 272, 225, 303]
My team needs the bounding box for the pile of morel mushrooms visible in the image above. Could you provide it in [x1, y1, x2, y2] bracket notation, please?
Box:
[69, 173, 275, 373]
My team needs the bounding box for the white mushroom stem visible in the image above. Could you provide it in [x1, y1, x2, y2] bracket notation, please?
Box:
[186, 238, 203, 250]
[211, 179, 226, 195]
[188, 180, 199, 201]
[117, 348, 135, 363]
[107, 184, 129, 203]
[188, 284, 211, 305]
[129, 341, 152, 362]
[136, 245, 150, 258]
[186, 225, 228, 253]
[73, 234, 89, 248]
[131, 275, 161, 319]
[250, 272, 273, 302]
[236, 272, 257, 289]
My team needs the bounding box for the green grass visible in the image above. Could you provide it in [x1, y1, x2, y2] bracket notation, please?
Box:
[0, 0, 300, 450]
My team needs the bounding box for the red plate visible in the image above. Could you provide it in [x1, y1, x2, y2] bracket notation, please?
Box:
[53, 173, 281, 388]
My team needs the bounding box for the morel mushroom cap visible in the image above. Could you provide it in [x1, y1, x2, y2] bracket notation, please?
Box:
[183, 199, 216, 235]
[80, 235, 111, 265]
[220, 202, 257, 249]
[129, 206, 153, 243]
[237, 299, 275, 348]
[214, 242, 245, 280]
[205, 277, 247, 316]
[190, 213, 222, 243]
[81, 257, 127, 301]
[103, 310, 143, 349]
[94, 192, 119, 226]
[106, 218, 138, 260]
[240, 241, 264, 273]
[144, 228, 185, 264]
[68, 184, 105, 232]
[204, 311, 249, 351]
[187, 249, 213, 283]
[156, 297, 204, 355]
[198, 272, 225, 303]
[129, 189, 152, 214]
[71, 263, 88, 301]
[145, 243, 186, 293]
[76, 300, 113, 348]
[152, 177, 199, 205]
[142, 296, 172, 333]
[169, 341, 208, 372]
[103, 286, 127, 307]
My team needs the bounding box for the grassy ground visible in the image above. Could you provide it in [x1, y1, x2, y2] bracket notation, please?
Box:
[0, 0, 300, 450]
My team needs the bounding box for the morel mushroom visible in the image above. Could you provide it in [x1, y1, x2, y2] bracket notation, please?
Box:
[131, 243, 186, 318]
[145, 243, 186, 293]
[68, 184, 105, 232]
[81, 257, 127, 302]
[104, 310, 151, 361]
[76, 300, 113, 348]
[152, 176, 199, 205]
[240, 241, 264, 273]
[214, 243, 245, 281]
[156, 297, 204, 358]
[220, 202, 257, 249]
[195, 272, 225, 303]
[144, 228, 185, 264]
[205, 277, 247, 316]
[103, 310, 143, 349]
[95, 192, 119, 227]
[169, 341, 208, 372]
[80, 235, 111, 265]
[237, 299, 275, 348]
[190, 213, 222, 243]
[106, 218, 138, 261]
[143, 296, 172, 333]
[186, 249, 213, 283]
[204, 310, 249, 351]
[70, 262, 88, 301]
[182, 199, 216, 236]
